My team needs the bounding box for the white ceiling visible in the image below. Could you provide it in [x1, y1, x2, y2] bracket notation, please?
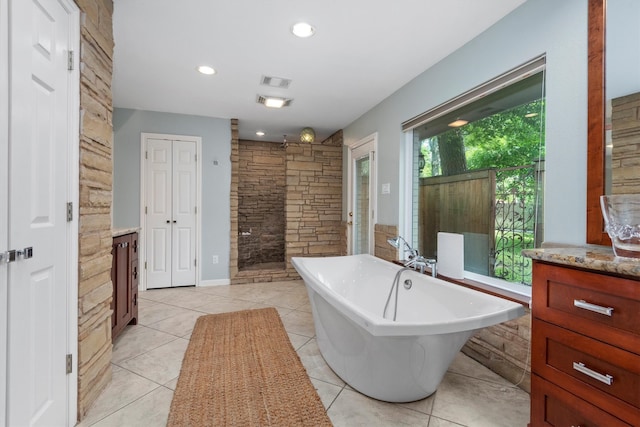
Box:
[112, 0, 526, 143]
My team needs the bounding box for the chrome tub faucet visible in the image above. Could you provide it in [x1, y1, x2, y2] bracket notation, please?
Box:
[387, 236, 437, 277]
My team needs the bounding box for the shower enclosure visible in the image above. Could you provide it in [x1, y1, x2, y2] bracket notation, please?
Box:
[237, 140, 286, 271]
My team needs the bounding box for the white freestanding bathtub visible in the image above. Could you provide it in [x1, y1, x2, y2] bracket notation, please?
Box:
[291, 254, 525, 402]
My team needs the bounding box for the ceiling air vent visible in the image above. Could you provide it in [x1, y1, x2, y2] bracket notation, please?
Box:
[260, 75, 292, 89]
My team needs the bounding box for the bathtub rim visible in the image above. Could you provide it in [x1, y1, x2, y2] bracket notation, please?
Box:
[291, 254, 525, 337]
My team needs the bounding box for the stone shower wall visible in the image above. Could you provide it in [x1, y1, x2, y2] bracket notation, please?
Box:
[230, 127, 344, 284]
[284, 130, 344, 269]
[237, 140, 286, 269]
[75, 0, 115, 419]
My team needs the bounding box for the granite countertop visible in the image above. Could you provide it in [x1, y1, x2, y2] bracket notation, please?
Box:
[112, 227, 140, 238]
[522, 245, 640, 278]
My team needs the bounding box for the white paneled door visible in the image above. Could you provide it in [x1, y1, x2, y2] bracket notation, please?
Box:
[2, 0, 79, 425]
[144, 136, 198, 289]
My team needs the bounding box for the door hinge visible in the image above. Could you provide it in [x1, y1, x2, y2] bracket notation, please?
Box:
[67, 51, 74, 71]
[195, 153, 197, 161]
[66, 354, 72, 374]
[194, 259, 197, 267]
[66, 202, 73, 222]
[145, 151, 148, 160]
[194, 206, 197, 214]
[145, 206, 148, 214]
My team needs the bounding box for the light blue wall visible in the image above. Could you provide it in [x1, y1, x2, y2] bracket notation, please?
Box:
[344, 0, 588, 245]
[113, 108, 231, 281]
[607, 0, 640, 98]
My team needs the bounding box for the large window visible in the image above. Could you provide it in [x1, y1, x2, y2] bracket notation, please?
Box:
[404, 59, 545, 286]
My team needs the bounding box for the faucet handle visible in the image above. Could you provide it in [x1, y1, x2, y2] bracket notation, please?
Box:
[424, 258, 437, 277]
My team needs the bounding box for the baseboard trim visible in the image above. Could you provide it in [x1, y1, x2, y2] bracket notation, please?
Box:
[198, 279, 231, 287]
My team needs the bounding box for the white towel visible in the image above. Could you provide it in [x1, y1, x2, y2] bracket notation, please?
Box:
[437, 232, 465, 279]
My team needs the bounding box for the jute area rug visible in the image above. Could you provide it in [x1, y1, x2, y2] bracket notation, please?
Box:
[167, 307, 333, 426]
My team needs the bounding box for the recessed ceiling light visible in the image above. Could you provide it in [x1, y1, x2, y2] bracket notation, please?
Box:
[196, 65, 216, 75]
[448, 119, 468, 128]
[291, 22, 315, 38]
[256, 131, 265, 136]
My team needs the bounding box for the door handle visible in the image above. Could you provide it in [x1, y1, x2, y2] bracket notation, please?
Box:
[166, 220, 177, 224]
[0, 247, 33, 263]
[17, 247, 33, 259]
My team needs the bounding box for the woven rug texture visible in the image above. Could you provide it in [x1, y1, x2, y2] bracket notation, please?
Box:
[167, 307, 332, 426]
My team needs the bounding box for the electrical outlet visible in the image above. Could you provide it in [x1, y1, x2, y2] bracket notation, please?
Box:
[212, 255, 219, 264]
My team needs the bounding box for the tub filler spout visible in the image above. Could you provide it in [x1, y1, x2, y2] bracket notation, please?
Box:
[387, 235, 437, 276]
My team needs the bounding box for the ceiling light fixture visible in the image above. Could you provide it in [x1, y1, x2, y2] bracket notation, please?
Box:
[291, 22, 315, 38]
[300, 127, 316, 143]
[196, 65, 216, 75]
[448, 119, 468, 128]
[257, 95, 292, 108]
[265, 97, 285, 108]
[256, 131, 265, 137]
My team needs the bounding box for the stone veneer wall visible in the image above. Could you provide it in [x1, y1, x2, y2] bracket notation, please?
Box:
[75, 0, 115, 419]
[374, 224, 399, 262]
[374, 223, 531, 392]
[463, 310, 531, 392]
[237, 140, 286, 269]
[230, 125, 344, 284]
[611, 92, 640, 193]
[284, 130, 344, 270]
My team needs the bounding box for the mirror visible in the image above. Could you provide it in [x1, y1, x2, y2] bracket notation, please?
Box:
[587, 0, 640, 244]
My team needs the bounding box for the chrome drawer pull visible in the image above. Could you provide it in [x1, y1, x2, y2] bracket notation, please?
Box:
[573, 299, 614, 316]
[573, 362, 613, 386]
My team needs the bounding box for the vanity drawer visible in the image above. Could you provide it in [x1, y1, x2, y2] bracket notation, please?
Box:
[532, 319, 640, 424]
[531, 375, 632, 427]
[532, 262, 640, 355]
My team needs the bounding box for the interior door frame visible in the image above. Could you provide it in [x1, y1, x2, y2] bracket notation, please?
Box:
[345, 132, 377, 255]
[0, 0, 8, 420]
[140, 132, 202, 290]
[0, 0, 79, 424]
[65, 2, 80, 422]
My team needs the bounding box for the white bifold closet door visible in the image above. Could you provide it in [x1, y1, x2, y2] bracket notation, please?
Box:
[146, 138, 197, 289]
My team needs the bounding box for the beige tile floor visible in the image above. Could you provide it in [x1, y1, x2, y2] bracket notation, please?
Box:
[78, 280, 530, 427]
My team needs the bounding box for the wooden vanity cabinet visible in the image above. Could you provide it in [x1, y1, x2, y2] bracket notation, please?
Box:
[530, 261, 640, 426]
[111, 232, 139, 341]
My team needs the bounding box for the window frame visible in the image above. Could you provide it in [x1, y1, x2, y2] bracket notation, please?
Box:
[400, 56, 548, 304]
